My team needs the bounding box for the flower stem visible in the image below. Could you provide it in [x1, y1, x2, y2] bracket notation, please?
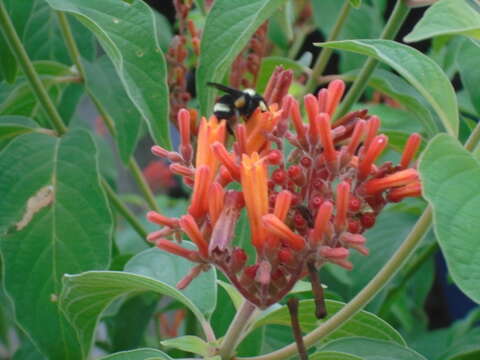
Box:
[219, 300, 257, 360]
[334, 0, 410, 120]
[303, 0, 351, 95]
[56, 11, 86, 80]
[0, 1, 67, 135]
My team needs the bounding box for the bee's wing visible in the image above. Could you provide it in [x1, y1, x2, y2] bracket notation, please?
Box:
[207, 82, 244, 97]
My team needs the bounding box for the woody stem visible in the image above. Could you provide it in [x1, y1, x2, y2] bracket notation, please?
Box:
[219, 300, 257, 360]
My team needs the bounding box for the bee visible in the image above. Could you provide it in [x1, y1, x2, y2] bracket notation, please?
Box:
[207, 82, 268, 133]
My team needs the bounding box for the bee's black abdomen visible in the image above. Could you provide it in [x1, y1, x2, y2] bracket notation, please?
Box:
[213, 95, 236, 119]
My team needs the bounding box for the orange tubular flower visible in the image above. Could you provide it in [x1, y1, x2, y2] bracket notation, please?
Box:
[240, 152, 269, 250]
[245, 105, 282, 154]
[363, 168, 419, 195]
[179, 214, 209, 258]
[188, 116, 226, 218]
[262, 214, 305, 251]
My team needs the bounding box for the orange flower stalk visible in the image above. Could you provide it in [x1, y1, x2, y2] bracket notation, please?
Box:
[147, 69, 423, 308]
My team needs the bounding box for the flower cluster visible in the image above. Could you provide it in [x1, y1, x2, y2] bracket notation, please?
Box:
[147, 69, 422, 308]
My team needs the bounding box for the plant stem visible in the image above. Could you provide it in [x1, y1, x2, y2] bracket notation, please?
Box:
[334, 0, 410, 119]
[219, 300, 257, 360]
[287, 24, 313, 59]
[304, 0, 351, 95]
[128, 158, 159, 211]
[56, 11, 86, 79]
[239, 207, 433, 360]
[102, 179, 148, 240]
[0, 2, 67, 135]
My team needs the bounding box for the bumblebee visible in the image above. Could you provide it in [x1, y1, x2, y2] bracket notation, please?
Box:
[207, 82, 268, 132]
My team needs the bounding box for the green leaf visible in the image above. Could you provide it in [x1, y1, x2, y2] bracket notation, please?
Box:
[343, 69, 438, 136]
[61, 245, 216, 353]
[251, 299, 405, 344]
[24, 1, 96, 63]
[456, 39, 480, 115]
[404, 0, 480, 42]
[83, 57, 142, 164]
[60, 269, 214, 354]
[349, 0, 362, 8]
[197, 0, 286, 114]
[161, 336, 209, 356]
[316, 39, 459, 136]
[419, 134, 480, 303]
[0, 130, 113, 359]
[318, 337, 426, 360]
[124, 247, 217, 319]
[311, 351, 363, 360]
[0, 115, 39, 141]
[0, 61, 72, 119]
[99, 348, 172, 360]
[217, 279, 243, 309]
[45, 0, 171, 149]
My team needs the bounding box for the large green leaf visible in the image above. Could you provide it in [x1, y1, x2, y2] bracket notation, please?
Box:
[0, 115, 40, 142]
[0, 130, 112, 359]
[197, 0, 286, 114]
[60, 246, 216, 353]
[60, 269, 214, 353]
[316, 39, 458, 136]
[318, 337, 426, 360]
[45, 0, 171, 149]
[404, 0, 480, 42]
[251, 299, 405, 344]
[419, 134, 480, 303]
[23, 0, 95, 63]
[99, 348, 171, 360]
[456, 39, 480, 115]
[0, 61, 72, 119]
[343, 69, 438, 136]
[124, 247, 217, 319]
[83, 57, 142, 164]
